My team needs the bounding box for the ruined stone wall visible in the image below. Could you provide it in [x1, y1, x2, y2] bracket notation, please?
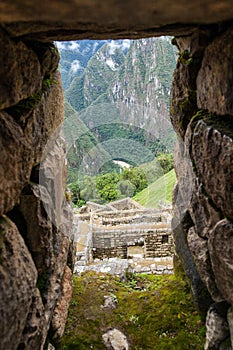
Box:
[171, 27, 233, 348]
[92, 226, 173, 260]
[0, 28, 73, 350]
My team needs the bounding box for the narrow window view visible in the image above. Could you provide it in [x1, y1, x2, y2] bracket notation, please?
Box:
[55, 38, 206, 349]
[1, 4, 232, 350]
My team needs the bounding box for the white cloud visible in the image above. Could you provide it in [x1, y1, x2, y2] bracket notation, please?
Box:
[108, 40, 119, 55]
[68, 41, 80, 51]
[55, 42, 68, 50]
[106, 58, 117, 70]
[55, 41, 80, 51]
[121, 39, 131, 50]
[70, 60, 82, 73]
[108, 40, 131, 54]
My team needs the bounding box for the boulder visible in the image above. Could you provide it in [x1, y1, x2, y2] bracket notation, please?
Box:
[102, 328, 129, 350]
[0, 216, 37, 350]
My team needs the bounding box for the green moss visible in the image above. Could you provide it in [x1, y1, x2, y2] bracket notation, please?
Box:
[174, 90, 197, 133]
[36, 271, 48, 294]
[59, 272, 205, 350]
[178, 50, 193, 66]
[5, 73, 57, 123]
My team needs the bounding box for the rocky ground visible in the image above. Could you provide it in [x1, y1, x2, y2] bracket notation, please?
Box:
[74, 256, 173, 276]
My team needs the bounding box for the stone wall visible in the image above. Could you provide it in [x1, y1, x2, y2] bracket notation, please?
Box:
[0, 28, 73, 350]
[0, 2, 233, 349]
[74, 207, 173, 262]
[171, 27, 233, 348]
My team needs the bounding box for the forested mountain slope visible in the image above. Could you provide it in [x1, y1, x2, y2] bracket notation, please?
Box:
[58, 38, 177, 177]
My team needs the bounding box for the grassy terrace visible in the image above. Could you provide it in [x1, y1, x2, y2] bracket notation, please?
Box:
[59, 272, 205, 350]
[133, 169, 176, 208]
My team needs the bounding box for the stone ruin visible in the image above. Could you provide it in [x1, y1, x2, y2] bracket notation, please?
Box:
[73, 198, 173, 274]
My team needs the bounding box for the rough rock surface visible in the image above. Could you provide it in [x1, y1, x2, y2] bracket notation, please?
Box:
[209, 220, 233, 306]
[0, 31, 73, 350]
[18, 288, 47, 350]
[0, 70, 63, 217]
[1, 1, 233, 41]
[191, 119, 233, 220]
[197, 27, 233, 116]
[0, 29, 42, 109]
[12, 183, 71, 329]
[205, 303, 230, 350]
[102, 328, 129, 350]
[172, 26, 233, 348]
[0, 216, 37, 350]
[187, 227, 223, 302]
[51, 266, 73, 343]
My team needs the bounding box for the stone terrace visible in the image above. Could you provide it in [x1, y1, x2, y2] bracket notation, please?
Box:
[73, 198, 174, 273]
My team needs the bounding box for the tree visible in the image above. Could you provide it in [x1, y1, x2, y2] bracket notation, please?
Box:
[156, 153, 174, 174]
[117, 179, 136, 197]
[122, 168, 147, 193]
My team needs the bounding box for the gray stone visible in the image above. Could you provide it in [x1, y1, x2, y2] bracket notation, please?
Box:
[0, 111, 31, 215]
[188, 176, 222, 239]
[191, 119, 233, 220]
[173, 139, 195, 221]
[0, 71, 64, 216]
[47, 344, 55, 350]
[0, 216, 37, 350]
[0, 28, 42, 109]
[102, 328, 129, 350]
[197, 27, 233, 116]
[50, 266, 73, 343]
[227, 307, 233, 349]
[18, 288, 47, 350]
[27, 71, 64, 165]
[205, 303, 230, 350]
[102, 295, 118, 310]
[16, 183, 70, 329]
[187, 227, 223, 302]
[170, 30, 212, 138]
[29, 42, 60, 77]
[209, 220, 233, 305]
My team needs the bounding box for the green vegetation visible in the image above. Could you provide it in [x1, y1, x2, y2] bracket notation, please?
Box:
[59, 272, 205, 350]
[133, 169, 176, 208]
[68, 153, 174, 206]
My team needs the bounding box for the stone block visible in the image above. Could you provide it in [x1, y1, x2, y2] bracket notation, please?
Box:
[0, 71, 64, 216]
[0, 28, 42, 110]
[50, 266, 73, 344]
[209, 219, 233, 305]
[187, 227, 223, 302]
[0, 216, 37, 350]
[191, 119, 233, 220]
[18, 289, 47, 350]
[16, 184, 70, 329]
[187, 175, 222, 239]
[197, 26, 233, 116]
[205, 302, 230, 350]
